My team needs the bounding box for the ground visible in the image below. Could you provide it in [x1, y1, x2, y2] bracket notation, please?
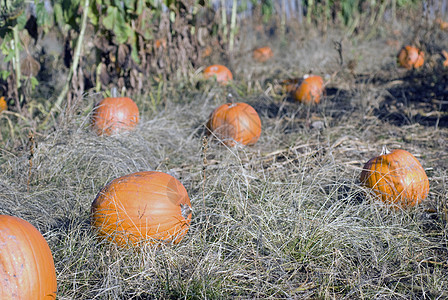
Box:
[1, 16, 447, 299]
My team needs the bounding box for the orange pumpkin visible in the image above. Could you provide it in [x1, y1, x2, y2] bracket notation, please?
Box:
[201, 46, 212, 58]
[91, 97, 139, 136]
[293, 75, 324, 104]
[203, 65, 233, 84]
[0, 96, 7, 113]
[435, 18, 448, 30]
[360, 147, 429, 208]
[207, 102, 261, 147]
[91, 171, 192, 247]
[154, 38, 167, 49]
[397, 46, 424, 69]
[0, 215, 57, 299]
[281, 78, 300, 94]
[442, 50, 448, 68]
[253, 47, 273, 62]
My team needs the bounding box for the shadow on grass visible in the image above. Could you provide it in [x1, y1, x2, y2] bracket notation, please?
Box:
[372, 70, 448, 128]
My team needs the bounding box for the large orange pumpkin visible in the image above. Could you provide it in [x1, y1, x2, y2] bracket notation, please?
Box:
[203, 65, 233, 84]
[207, 102, 262, 147]
[91, 97, 139, 136]
[397, 46, 424, 69]
[360, 147, 429, 208]
[253, 47, 273, 62]
[91, 171, 192, 247]
[293, 75, 324, 104]
[0, 215, 57, 299]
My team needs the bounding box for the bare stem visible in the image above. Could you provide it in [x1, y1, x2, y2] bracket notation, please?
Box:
[42, 0, 90, 127]
[12, 24, 21, 105]
[229, 0, 237, 52]
[221, 0, 227, 43]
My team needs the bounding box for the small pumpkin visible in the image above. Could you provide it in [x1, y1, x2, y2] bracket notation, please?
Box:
[435, 18, 448, 31]
[253, 47, 274, 62]
[0, 215, 57, 299]
[442, 50, 448, 68]
[397, 46, 424, 69]
[91, 171, 192, 247]
[0, 96, 7, 113]
[360, 147, 429, 208]
[201, 46, 212, 58]
[281, 78, 299, 94]
[293, 75, 324, 104]
[207, 102, 261, 147]
[154, 38, 167, 49]
[203, 65, 233, 84]
[91, 97, 139, 136]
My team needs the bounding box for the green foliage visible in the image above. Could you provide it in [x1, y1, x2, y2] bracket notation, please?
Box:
[0, 0, 26, 26]
[34, 1, 54, 32]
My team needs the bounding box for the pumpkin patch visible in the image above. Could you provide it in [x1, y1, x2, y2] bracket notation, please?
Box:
[1, 2, 447, 297]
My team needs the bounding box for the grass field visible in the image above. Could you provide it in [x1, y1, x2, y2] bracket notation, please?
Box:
[1, 12, 448, 299]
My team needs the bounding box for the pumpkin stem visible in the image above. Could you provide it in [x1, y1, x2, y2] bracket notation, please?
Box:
[227, 93, 235, 104]
[381, 145, 391, 155]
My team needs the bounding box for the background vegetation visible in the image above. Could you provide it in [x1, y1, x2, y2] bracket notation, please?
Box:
[1, 0, 448, 298]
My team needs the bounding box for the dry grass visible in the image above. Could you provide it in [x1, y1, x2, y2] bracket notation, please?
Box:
[1, 19, 448, 299]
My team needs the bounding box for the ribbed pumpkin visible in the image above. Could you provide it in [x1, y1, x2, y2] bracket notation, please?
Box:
[91, 97, 139, 136]
[253, 47, 273, 62]
[0, 215, 57, 299]
[91, 171, 192, 247]
[397, 46, 424, 69]
[360, 147, 429, 208]
[207, 102, 262, 147]
[293, 75, 324, 104]
[203, 65, 233, 84]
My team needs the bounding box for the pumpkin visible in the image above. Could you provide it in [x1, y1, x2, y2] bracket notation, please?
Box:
[280, 78, 299, 95]
[201, 46, 212, 58]
[397, 46, 424, 69]
[435, 18, 448, 30]
[0, 215, 57, 299]
[253, 47, 273, 62]
[91, 97, 139, 136]
[293, 75, 324, 104]
[154, 38, 167, 49]
[0, 96, 7, 113]
[442, 50, 448, 68]
[207, 102, 261, 147]
[91, 171, 192, 247]
[360, 147, 429, 208]
[203, 65, 233, 84]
